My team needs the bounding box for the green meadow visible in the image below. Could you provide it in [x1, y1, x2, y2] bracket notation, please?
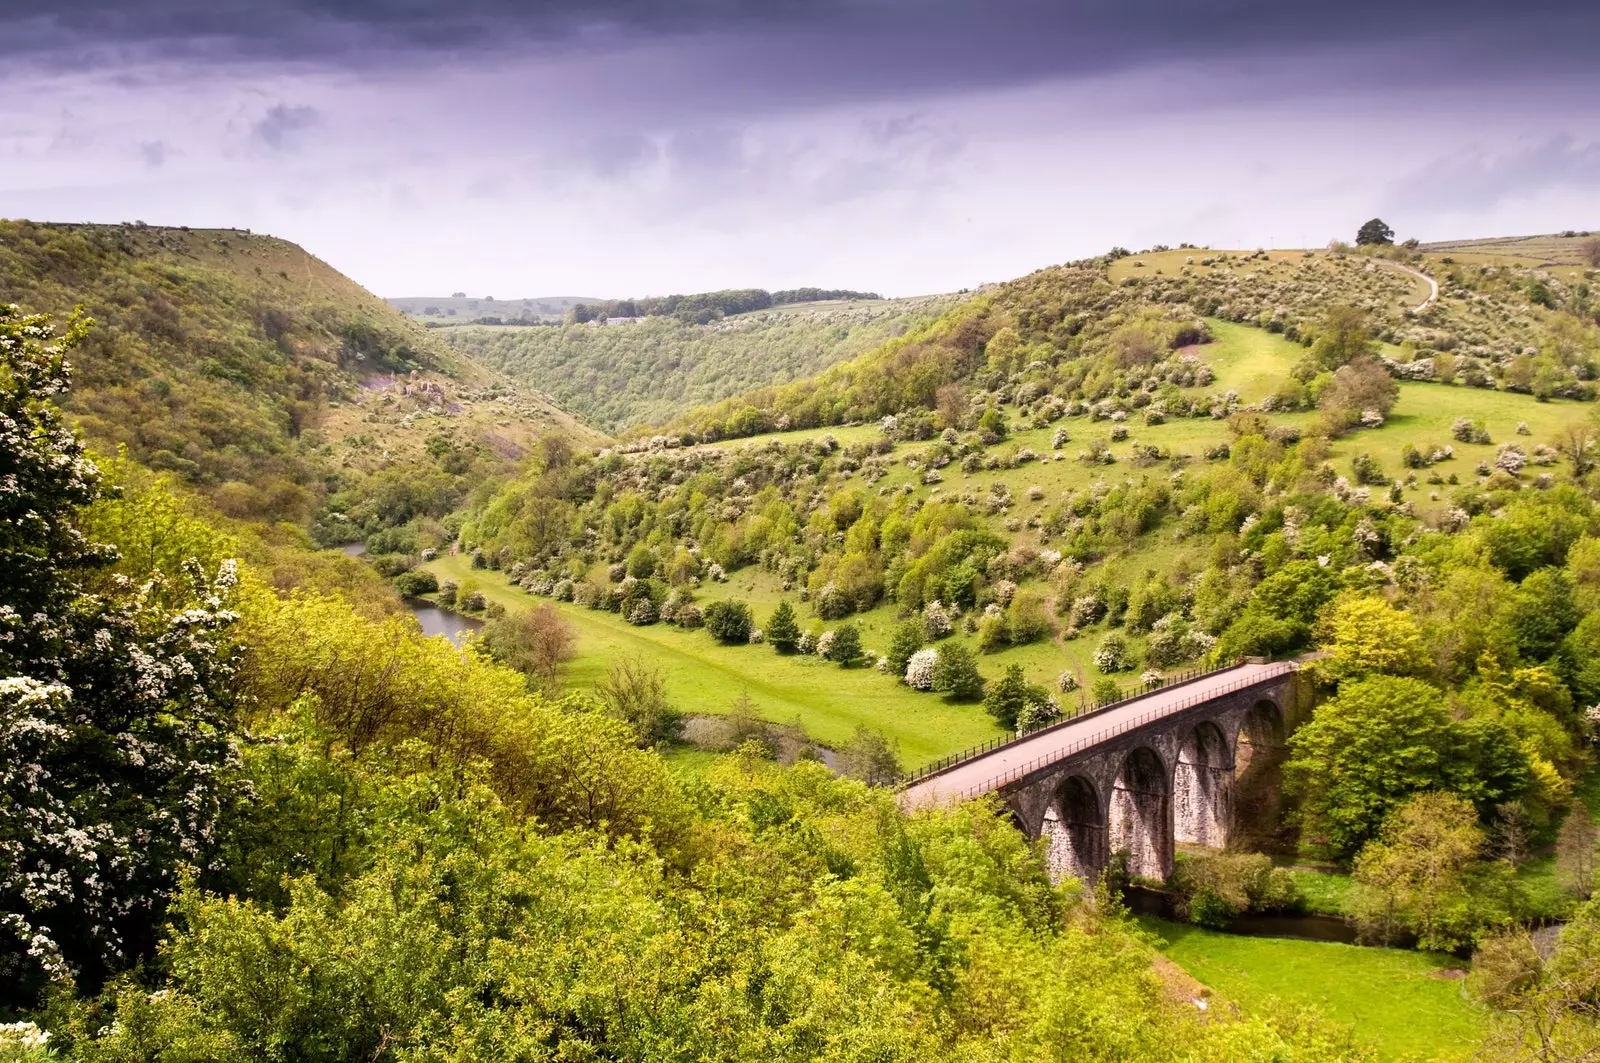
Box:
[1141, 918, 1489, 1061]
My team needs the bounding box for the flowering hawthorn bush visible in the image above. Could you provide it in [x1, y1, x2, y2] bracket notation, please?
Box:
[0, 307, 242, 994]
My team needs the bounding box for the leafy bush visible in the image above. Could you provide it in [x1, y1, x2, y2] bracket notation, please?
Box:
[932, 643, 984, 700]
[394, 568, 438, 597]
[704, 600, 753, 644]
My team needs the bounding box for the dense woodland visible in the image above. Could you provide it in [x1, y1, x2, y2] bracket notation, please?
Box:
[3, 226, 1600, 1059]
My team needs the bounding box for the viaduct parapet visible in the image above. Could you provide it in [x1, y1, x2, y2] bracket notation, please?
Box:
[898, 661, 1304, 882]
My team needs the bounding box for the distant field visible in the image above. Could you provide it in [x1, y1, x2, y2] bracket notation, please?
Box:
[388, 294, 598, 322]
[1141, 918, 1489, 1062]
[1421, 230, 1598, 266]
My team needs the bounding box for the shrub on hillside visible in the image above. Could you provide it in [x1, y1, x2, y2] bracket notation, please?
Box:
[765, 600, 800, 652]
[1090, 677, 1122, 704]
[825, 624, 862, 666]
[905, 648, 939, 690]
[984, 664, 1052, 731]
[1093, 632, 1135, 673]
[932, 643, 985, 700]
[703, 600, 753, 644]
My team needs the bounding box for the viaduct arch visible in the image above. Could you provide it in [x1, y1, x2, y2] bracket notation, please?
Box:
[899, 661, 1302, 884]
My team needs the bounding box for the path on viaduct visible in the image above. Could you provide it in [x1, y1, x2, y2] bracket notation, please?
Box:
[899, 660, 1302, 882]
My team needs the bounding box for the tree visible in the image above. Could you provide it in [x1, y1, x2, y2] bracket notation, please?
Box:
[838, 726, 901, 786]
[596, 655, 683, 748]
[0, 307, 243, 993]
[765, 600, 800, 653]
[886, 621, 924, 680]
[984, 664, 1050, 731]
[1555, 799, 1598, 899]
[825, 623, 862, 666]
[1320, 595, 1428, 681]
[703, 600, 752, 644]
[932, 642, 984, 700]
[478, 603, 576, 692]
[1353, 792, 1498, 950]
[1285, 676, 1527, 857]
[1562, 418, 1599, 479]
[1356, 218, 1395, 246]
[1318, 356, 1398, 430]
[1309, 306, 1379, 370]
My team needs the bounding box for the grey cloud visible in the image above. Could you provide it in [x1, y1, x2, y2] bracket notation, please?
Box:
[138, 139, 169, 166]
[250, 104, 320, 152]
[1391, 135, 1600, 212]
[9, 1, 1596, 110]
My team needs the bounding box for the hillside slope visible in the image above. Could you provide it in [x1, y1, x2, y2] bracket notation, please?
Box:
[665, 243, 1598, 442]
[439, 293, 960, 431]
[0, 220, 599, 536]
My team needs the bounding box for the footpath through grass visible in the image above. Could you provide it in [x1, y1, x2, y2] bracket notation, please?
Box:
[425, 554, 1005, 767]
[1140, 918, 1487, 1061]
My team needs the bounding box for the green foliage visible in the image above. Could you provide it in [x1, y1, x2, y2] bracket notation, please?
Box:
[1286, 677, 1530, 858]
[1356, 219, 1395, 246]
[825, 623, 863, 666]
[931, 642, 984, 701]
[0, 308, 243, 995]
[392, 568, 437, 596]
[0, 223, 586, 546]
[596, 655, 684, 748]
[1352, 792, 1511, 951]
[1090, 677, 1122, 704]
[765, 599, 801, 653]
[1172, 852, 1302, 928]
[704, 599, 754, 644]
[885, 621, 924, 679]
[448, 295, 950, 431]
[983, 664, 1051, 731]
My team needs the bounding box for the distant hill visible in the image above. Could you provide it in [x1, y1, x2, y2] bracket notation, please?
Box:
[439, 293, 960, 432]
[1419, 229, 1599, 267]
[388, 294, 601, 323]
[0, 221, 600, 538]
[667, 240, 1599, 442]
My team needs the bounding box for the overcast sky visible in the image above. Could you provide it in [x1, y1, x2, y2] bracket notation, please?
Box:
[4, 0, 1597, 298]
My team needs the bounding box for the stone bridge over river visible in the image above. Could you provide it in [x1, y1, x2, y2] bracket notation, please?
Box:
[898, 661, 1305, 882]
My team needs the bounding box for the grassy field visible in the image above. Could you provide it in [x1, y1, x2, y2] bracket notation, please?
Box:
[1140, 918, 1488, 1061]
[425, 553, 1006, 767]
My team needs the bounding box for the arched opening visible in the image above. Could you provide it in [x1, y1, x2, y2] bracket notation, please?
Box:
[1110, 747, 1172, 881]
[1236, 699, 1285, 777]
[1233, 698, 1291, 852]
[1042, 775, 1106, 882]
[1175, 721, 1233, 848]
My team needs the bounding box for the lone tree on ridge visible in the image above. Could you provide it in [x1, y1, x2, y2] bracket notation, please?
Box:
[1356, 218, 1395, 246]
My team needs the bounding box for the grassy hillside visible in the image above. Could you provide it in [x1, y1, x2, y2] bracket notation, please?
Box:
[438, 294, 960, 431]
[667, 243, 1596, 443]
[0, 220, 599, 538]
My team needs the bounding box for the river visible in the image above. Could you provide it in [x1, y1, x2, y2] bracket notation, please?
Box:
[404, 598, 484, 647]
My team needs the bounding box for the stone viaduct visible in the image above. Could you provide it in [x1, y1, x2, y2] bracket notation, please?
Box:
[898, 660, 1307, 883]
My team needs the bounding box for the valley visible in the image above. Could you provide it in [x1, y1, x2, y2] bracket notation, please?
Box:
[4, 222, 1599, 1063]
